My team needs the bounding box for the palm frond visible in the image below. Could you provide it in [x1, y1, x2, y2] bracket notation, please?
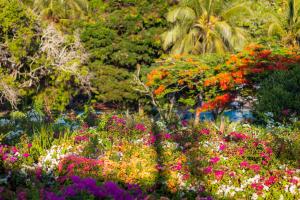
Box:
[166, 6, 196, 23]
[215, 21, 232, 42]
[268, 22, 285, 37]
[229, 27, 248, 51]
[221, 3, 253, 20]
[162, 24, 187, 51]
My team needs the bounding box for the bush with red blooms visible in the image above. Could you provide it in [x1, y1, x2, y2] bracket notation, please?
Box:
[144, 44, 300, 119]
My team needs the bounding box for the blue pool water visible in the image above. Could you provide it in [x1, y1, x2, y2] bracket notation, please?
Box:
[182, 110, 254, 122]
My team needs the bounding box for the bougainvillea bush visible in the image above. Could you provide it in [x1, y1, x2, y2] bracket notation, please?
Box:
[0, 113, 299, 199]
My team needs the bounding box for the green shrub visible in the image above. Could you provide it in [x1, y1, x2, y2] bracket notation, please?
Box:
[255, 65, 300, 123]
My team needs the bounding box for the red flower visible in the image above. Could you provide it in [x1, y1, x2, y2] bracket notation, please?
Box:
[240, 161, 249, 168]
[200, 128, 210, 135]
[265, 176, 277, 186]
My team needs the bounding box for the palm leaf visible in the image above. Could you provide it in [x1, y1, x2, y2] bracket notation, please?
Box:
[268, 22, 285, 37]
[221, 3, 253, 20]
[166, 6, 196, 23]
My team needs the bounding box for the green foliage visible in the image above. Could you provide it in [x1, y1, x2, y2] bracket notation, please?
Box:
[89, 62, 138, 104]
[255, 65, 300, 122]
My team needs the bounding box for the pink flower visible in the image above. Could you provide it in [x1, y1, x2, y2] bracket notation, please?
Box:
[219, 144, 226, 151]
[210, 157, 220, 164]
[240, 161, 249, 168]
[250, 164, 261, 173]
[23, 153, 30, 158]
[290, 179, 298, 185]
[238, 147, 245, 155]
[251, 183, 263, 191]
[262, 160, 268, 165]
[229, 172, 235, 177]
[12, 146, 18, 154]
[2, 153, 8, 161]
[203, 166, 213, 174]
[10, 156, 17, 163]
[265, 147, 273, 155]
[286, 170, 295, 175]
[28, 143, 32, 148]
[214, 170, 225, 180]
[17, 191, 27, 200]
[200, 129, 210, 135]
[230, 132, 248, 141]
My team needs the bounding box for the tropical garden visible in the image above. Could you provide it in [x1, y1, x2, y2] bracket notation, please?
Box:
[0, 0, 300, 199]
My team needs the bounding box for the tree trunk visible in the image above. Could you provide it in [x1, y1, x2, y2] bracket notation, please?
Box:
[138, 100, 144, 116]
[194, 107, 201, 126]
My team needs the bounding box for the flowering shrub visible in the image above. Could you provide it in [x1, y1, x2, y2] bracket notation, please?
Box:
[144, 45, 300, 122]
[0, 115, 299, 199]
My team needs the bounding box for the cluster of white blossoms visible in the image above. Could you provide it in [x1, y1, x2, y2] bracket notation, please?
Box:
[38, 145, 81, 174]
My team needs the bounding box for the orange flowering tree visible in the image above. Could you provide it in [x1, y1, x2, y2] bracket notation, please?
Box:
[140, 44, 300, 124]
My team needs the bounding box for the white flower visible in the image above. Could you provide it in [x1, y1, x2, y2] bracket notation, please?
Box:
[279, 194, 284, 200]
[251, 193, 258, 200]
[289, 185, 296, 194]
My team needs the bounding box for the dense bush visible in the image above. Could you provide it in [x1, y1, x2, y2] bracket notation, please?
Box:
[255, 65, 300, 123]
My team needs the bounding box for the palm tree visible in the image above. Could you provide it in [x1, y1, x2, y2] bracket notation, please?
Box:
[162, 0, 252, 54]
[268, 0, 300, 47]
[31, 0, 88, 21]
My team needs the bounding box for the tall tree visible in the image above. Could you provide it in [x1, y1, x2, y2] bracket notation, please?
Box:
[162, 0, 252, 54]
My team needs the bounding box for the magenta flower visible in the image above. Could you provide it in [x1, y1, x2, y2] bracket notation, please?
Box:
[135, 124, 147, 132]
[214, 170, 225, 180]
[219, 143, 226, 151]
[210, 157, 220, 164]
[238, 147, 245, 155]
[172, 162, 182, 171]
[23, 153, 30, 158]
[203, 166, 213, 174]
[28, 143, 32, 148]
[164, 133, 171, 140]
